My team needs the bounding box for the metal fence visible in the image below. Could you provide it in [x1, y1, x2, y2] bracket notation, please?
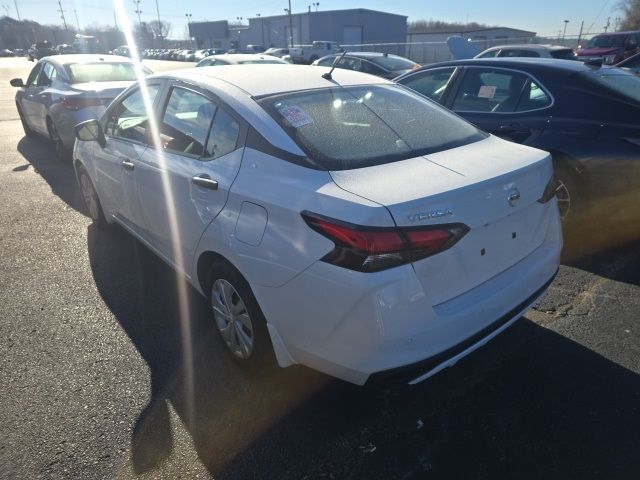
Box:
[341, 33, 603, 65]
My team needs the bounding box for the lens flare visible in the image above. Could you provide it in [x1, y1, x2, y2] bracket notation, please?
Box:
[113, 0, 195, 428]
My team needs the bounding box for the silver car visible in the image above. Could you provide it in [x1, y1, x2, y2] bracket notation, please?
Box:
[11, 54, 151, 160]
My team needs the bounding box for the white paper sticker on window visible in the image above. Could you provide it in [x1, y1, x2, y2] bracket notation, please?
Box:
[478, 85, 497, 99]
[278, 105, 314, 128]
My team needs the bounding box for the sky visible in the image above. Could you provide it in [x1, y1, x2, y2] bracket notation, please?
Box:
[10, 0, 621, 39]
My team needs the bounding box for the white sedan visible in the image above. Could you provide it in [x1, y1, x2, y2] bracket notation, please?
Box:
[195, 53, 287, 67]
[73, 64, 562, 385]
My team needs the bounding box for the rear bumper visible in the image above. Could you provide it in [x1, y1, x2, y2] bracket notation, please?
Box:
[366, 269, 557, 385]
[255, 202, 562, 386]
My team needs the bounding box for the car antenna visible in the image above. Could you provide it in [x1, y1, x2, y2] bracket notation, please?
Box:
[322, 50, 347, 80]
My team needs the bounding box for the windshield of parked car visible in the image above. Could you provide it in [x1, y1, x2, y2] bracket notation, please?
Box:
[65, 62, 151, 83]
[237, 59, 285, 64]
[584, 68, 640, 103]
[551, 49, 578, 60]
[369, 55, 419, 71]
[259, 84, 485, 170]
[586, 35, 627, 48]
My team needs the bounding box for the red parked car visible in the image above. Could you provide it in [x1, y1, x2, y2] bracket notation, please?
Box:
[576, 31, 640, 65]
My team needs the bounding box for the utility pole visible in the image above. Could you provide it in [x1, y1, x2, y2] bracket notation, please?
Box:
[114, 11, 119, 31]
[133, 0, 142, 29]
[562, 19, 569, 43]
[57, 0, 68, 30]
[604, 17, 610, 33]
[577, 20, 584, 47]
[13, 0, 19, 20]
[185, 13, 192, 46]
[154, 0, 162, 45]
[74, 9, 80, 31]
[287, 0, 293, 47]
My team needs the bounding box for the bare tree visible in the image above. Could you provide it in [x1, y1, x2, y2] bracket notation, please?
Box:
[618, 0, 640, 30]
[147, 20, 171, 39]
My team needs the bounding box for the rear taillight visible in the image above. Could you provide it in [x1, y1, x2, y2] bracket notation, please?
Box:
[537, 175, 561, 204]
[302, 212, 469, 272]
[60, 96, 106, 111]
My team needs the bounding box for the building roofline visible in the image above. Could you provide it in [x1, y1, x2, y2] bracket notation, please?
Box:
[410, 27, 536, 35]
[249, 8, 408, 21]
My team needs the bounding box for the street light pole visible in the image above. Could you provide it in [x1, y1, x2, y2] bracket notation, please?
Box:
[185, 13, 193, 47]
[154, 0, 162, 45]
[562, 19, 569, 43]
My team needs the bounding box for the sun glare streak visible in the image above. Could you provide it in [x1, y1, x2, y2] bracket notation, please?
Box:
[113, 0, 195, 429]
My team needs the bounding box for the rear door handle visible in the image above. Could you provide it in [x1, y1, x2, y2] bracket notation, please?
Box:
[121, 159, 134, 171]
[191, 174, 218, 190]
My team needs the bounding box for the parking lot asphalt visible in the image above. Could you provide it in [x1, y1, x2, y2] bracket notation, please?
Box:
[1, 57, 639, 480]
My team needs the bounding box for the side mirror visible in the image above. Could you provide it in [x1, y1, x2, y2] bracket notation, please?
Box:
[75, 119, 106, 148]
[10, 78, 24, 87]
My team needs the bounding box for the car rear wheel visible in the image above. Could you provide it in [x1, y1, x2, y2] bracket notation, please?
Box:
[16, 104, 35, 138]
[77, 166, 108, 227]
[555, 164, 583, 224]
[47, 118, 70, 162]
[206, 260, 274, 371]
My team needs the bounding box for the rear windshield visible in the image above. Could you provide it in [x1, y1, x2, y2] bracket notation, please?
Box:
[66, 62, 150, 83]
[370, 55, 419, 71]
[258, 84, 485, 170]
[551, 49, 578, 60]
[584, 69, 640, 103]
[237, 59, 285, 64]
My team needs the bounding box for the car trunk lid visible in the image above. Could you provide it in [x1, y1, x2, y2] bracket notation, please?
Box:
[330, 135, 554, 304]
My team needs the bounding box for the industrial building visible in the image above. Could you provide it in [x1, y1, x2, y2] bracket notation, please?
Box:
[407, 27, 537, 63]
[188, 8, 408, 53]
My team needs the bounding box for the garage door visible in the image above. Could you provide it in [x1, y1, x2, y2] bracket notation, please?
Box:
[343, 26, 363, 51]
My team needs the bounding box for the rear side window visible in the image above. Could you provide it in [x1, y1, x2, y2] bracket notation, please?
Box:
[259, 84, 484, 170]
[205, 108, 240, 159]
[316, 57, 335, 67]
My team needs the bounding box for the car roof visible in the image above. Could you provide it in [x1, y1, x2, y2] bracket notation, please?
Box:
[414, 57, 593, 74]
[326, 51, 405, 59]
[43, 54, 134, 66]
[205, 53, 287, 63]
[159, 64, 391, 96]
[481, 44, 572, 52]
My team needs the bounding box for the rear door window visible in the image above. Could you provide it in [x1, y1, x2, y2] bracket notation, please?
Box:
[160, 88, 216, 156]
[452, 68, 551, 113]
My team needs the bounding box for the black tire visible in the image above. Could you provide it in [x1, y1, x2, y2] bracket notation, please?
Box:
[77, 165, 109, 228]
[206, 259, 275, 372]
[47, 118, 71, 162]
[16, 104, 35, 138]
[554, 162, 583, 226]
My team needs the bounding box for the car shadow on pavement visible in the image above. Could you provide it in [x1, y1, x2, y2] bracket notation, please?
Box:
[16, 136, 84, 213]
[86, 224, 640, 480]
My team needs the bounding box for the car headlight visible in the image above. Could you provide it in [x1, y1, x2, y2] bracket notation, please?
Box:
[603, 54, 616, 64]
